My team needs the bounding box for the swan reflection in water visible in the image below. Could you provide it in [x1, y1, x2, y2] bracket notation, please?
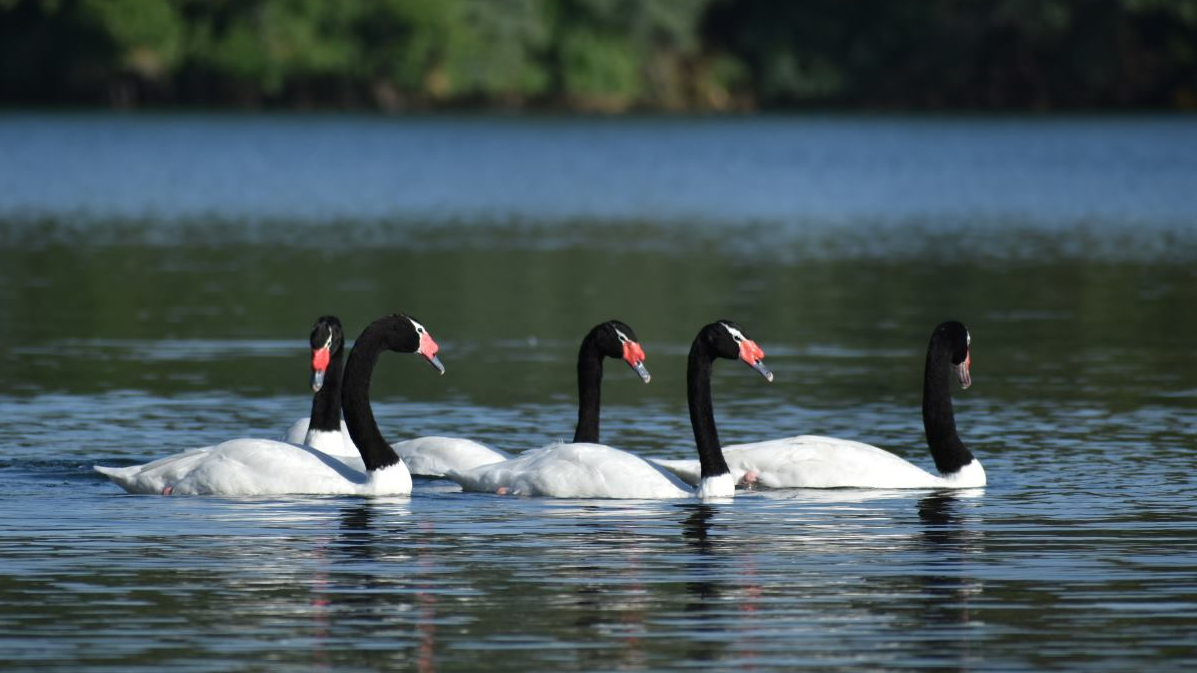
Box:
[679, 503, 763, 665]
[681, 504, 719, 605]
[915, 490, 986, 672]
[304, 500, 436, 672]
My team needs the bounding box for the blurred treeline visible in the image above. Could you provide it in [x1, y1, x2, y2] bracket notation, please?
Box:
[3, 0, 1196, 111]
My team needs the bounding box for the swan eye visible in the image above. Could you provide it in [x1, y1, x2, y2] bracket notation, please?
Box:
[722, 323, 746, 343]
[409, 318, 427, 335]
[613, 327, 630, 344]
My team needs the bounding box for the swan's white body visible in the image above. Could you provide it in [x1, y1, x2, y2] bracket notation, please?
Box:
[93, 420, 483, 498]
[392, 436, 511, 477]
[281, 418, 360, 459]
[279, 425, 510, 477]
[445, 442, 734, 499]
[94, 312, 444, 497]
[651, 435, 986, 489]
[442, 320, 771, 501]
[93, 438, 412, 496]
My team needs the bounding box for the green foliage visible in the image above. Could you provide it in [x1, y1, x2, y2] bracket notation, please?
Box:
[558, 28, 641, 104]
[442, 0, 552, 99]
[0, 0, 1195, 109]
[366, 0, 461, 93]
[81, 0, 183, 77]
[186, 0, 362, 95]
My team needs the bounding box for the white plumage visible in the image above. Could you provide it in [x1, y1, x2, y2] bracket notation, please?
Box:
[93, 438, 412, 496]
[446, 442, 695, 499]
[282, 423, 509, 477]
[650, 321, 986, 491]
[280, 417, 359, 459]
[94, 313, 441, 497]
[392, 436, 511, 477]
[653, 435, 986, 490]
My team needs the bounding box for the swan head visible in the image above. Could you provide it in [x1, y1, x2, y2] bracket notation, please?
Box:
[396, 314, 445, 375]
[934, 321, 971, 390]
[705, 320, 773, 382]
[309, 315, 344, 392]
[593, 320, 651, 383]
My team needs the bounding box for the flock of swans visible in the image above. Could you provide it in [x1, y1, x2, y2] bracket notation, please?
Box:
[95, 314, 985, 499]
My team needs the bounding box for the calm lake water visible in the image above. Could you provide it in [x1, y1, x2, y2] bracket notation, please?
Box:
[1, 114, 1196, 671]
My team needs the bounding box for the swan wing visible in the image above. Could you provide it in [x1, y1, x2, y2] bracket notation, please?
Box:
[650, 435, 959, 489]
[647, 457, 753, 487]
[94, 438, 394, 496]
[647, 457, 702, 487]
[447, 442, 691, 499]
[721, 435, 948, 489]
[392, 436, 512, 477]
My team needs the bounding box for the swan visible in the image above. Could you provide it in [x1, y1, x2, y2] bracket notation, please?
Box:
[279, 316, 360, 459]
[445, 320, 773, 499]
[652, 320, 985, 489]
[277, 319, 496, 476]
[392, 320, 651, 476]
[389, 435, 511, 478]
[94, 313, 445, 496]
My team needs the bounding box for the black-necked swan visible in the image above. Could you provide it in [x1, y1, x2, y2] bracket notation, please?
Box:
[280, 319, 494, 475]
[445, 320, 773, 499]
[393, 320, 652, 476]
[94, 313, 445, 496]
[652, 320, 985, 489]
[280, 316, 361, 460]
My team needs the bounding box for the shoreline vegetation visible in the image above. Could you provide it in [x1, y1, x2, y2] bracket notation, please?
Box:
[3, 0, 1196, 113]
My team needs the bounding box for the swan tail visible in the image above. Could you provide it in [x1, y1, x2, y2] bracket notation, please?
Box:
[93, 464, 150, 493]
[93, 464, 126, 478]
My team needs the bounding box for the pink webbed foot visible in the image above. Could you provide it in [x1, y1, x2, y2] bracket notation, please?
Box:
[496, 487, 510, 495]
[740, 471, 760, 489]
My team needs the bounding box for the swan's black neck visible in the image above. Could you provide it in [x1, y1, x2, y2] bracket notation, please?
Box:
[341, 325, 402, 472]
[573, 331, 605, 443]
[687, 339, 731, 479]
[922, 340, 975, 475]
[308, 349, 345, 433]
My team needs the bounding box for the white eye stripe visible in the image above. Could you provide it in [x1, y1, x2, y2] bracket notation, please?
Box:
[721, 323, 746, 342]
[322, 334, 333, 349]
[409, 318, 427, 335]
[966, 331, 971, 347]
[613, 328, 631, 343]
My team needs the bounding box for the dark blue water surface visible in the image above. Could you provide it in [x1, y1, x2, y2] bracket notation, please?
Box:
[1, 114, 1196, 672]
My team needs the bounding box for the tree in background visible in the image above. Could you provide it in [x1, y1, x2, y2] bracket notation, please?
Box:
[0, 0, 1194, 110]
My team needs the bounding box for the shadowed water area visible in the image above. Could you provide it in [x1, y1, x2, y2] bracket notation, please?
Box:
[1, 114, 1196, 671]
